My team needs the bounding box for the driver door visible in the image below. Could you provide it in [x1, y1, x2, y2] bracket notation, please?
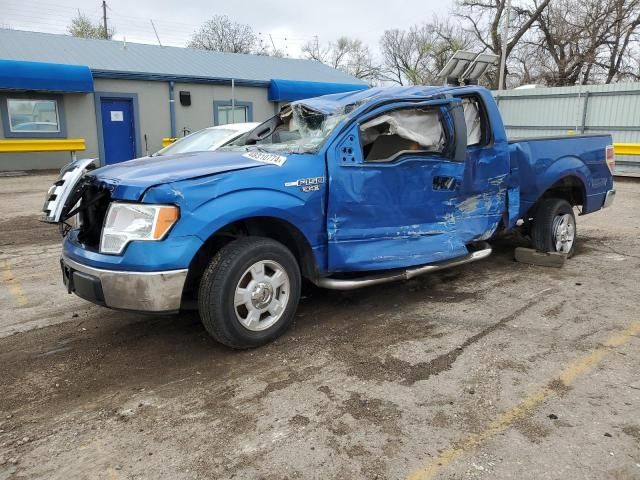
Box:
[326, 99, 470, 272]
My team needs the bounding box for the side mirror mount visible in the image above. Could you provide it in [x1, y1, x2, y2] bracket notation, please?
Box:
[246, 114, 281, 144]
[448, 101, 468, 163]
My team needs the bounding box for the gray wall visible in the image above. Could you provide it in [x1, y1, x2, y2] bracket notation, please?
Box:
[0, 79, 274, 171]
[173, 83, 277, 138]
[494, 82, 640, 173]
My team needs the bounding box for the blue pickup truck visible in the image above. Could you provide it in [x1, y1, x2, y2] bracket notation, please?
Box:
[43, 86, 615, 348]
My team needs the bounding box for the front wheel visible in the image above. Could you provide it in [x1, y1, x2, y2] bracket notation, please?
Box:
[198, 237, 301, 349]
[530, 198, 577, 257]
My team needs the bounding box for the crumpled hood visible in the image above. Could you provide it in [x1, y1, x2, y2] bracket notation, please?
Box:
[90, 150, 267, 200]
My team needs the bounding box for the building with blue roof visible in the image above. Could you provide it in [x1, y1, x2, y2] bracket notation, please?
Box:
[0, 28, 368, 170]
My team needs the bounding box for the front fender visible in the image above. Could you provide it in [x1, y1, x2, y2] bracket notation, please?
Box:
[186, 188, 325, 247]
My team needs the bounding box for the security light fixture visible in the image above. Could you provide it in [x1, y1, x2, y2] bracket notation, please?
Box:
[438, 51, 499, 86]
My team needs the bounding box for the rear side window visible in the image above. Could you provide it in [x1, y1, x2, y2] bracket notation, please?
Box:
[459, 96, 489, 147]
[360, 107, 446, 162]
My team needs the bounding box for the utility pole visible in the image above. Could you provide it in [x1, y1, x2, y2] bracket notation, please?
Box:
[102, 0, 108, 39]
[498, 0, 512, 90]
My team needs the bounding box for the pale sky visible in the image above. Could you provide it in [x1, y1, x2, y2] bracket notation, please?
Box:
[1, 0, 454, 58]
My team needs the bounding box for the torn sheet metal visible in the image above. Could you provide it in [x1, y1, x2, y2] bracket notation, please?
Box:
[294, 85, 450, 115]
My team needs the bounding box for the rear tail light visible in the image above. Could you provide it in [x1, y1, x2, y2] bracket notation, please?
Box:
[605, 145, 615, 174]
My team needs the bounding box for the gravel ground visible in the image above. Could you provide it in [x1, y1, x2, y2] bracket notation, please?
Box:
[0, 173, 639, 480]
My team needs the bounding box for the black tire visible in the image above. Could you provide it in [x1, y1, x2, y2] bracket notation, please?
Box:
[198, 236, 301, 349]
[530, 198, 577, 257]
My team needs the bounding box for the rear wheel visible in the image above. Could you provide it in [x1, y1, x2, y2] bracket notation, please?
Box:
[531, 198, 577, 257]
[198, 237, 301, 349]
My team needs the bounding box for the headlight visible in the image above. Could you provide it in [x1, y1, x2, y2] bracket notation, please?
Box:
[100, 202, 179, 255]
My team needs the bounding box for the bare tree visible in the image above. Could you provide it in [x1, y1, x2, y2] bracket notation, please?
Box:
[529, 0, 640, 85]
[532, 0, 611, 85]
[379, 19, 476, 85]
[189, 15, 257, 54]
[456, 0, 551, 88]
[508, 41, 546, 86]
[379, 26, 433, 85]
[431, 17, 479, 77]
[68, 11, 114, 40]
[458, 0, 640, 87]
[600, 0, 640, 82]
[302, 36, 380, 82]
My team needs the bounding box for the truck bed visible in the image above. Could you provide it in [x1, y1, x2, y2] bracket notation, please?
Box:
[508, 134, 613, 217]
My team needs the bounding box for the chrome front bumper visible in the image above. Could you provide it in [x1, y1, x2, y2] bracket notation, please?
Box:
[603, 189, 616, 208]
[61, 255, 188, 312]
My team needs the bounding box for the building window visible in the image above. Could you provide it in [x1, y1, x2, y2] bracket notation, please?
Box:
[0, 95, 67, 138]
[213, 100, 253, 126]
[8, 99, 60, 133]
[218, 105, 248, 125]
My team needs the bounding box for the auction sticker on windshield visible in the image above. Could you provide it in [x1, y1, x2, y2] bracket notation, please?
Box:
[243, 151, 287, 167]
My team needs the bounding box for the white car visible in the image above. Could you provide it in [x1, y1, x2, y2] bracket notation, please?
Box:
[154, 122, 260, 156]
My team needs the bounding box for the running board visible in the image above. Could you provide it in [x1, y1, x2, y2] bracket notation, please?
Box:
[314, 242, 492, 291]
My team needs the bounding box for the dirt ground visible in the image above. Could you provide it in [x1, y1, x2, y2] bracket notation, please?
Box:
[1, 173, 639, 480]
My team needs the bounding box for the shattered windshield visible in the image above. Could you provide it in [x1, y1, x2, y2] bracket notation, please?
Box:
[222, 103, 350, 155]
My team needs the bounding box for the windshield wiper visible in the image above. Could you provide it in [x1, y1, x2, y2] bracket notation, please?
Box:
[245, 145, 271, 153]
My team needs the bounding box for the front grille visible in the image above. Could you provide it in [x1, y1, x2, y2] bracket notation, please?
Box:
[77, 179, 112, 250]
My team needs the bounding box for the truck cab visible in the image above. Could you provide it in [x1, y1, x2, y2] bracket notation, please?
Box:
[44, 85, 615, 348]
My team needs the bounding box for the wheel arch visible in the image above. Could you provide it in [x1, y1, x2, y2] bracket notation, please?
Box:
[529, 174, 587, 217]
[182, 216, 319, 306]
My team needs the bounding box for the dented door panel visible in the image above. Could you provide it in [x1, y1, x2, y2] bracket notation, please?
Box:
[326, 96, 512, 272]
[327, 148, 469, 271]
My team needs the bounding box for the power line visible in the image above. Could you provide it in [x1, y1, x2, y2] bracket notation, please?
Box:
[3, 0, 317, 39]
[2, 0, 317, 54]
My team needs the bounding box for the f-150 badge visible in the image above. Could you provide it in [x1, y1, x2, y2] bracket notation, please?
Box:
[284, 176, 325, 192]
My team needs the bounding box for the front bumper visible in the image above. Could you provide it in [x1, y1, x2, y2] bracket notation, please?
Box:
[61, 255, 188, 313]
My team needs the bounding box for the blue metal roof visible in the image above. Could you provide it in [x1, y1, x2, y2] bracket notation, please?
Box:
[268, 79, 368, 102]
[0, 29, 366, 86]
[0, 59, 94, 93]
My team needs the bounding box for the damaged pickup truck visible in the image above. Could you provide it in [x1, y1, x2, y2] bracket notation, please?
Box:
[43, 86, 616, 348]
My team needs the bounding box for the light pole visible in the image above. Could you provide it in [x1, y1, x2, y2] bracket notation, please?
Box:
[498, 0, 512, 90]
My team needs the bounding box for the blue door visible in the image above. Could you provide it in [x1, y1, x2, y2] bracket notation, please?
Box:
[100, 98, 136, 164]
[326, 99, 470, 272]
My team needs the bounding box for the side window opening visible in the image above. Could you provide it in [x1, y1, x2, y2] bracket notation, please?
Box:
[460, 97, 486, 147]
[360, 107, 446, 162]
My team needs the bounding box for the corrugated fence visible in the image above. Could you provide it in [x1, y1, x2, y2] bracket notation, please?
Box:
[494, 82, 640, 174]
